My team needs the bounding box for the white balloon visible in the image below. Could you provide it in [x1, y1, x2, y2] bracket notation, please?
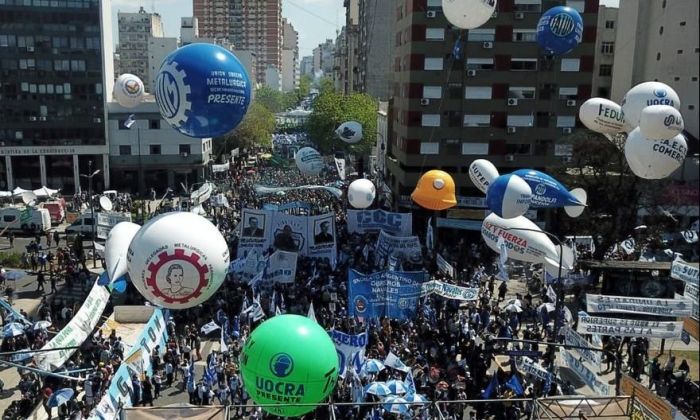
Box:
[127, 212, 230, 309]
[621, 81, 680, 130]
[469, 159, 500, 194]
[639, 105, 684, 140]
[114, 73, 145, 108]
[105, 222, 141, 282]
[578, 98, 626, 134]
[295, 147, 324, 176]
[481, 213, 573, 275]
[624, 128, 687, 179]
[336, 121, 363, 144]
[347, 179, 376, 209]
[442, 0, 497, 30]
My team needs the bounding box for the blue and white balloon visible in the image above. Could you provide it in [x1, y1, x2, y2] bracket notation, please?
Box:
[295, 147, 324, 177]
[347, 179, 376, 209]
[536, 6, 583, 56]
[114, 73, 145, 108]
[486, 174, 533, 219]
[621, 82, 681, 131]
[155, 43, 252, 138]
[512, 169, 587, 217]
[336, 121, 363, 144]
[639, 105, 684, 140]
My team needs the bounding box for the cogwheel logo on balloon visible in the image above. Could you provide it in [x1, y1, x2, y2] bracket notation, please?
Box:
[145, 249, 209, 305]
[124, 79, 142, 96]
[535, 183, 547, 196]
[549, 13, 576, 37]
[269, 353, 294, 378]
[155, 61, 192, 128]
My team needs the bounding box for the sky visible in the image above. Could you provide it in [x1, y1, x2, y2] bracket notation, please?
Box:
[110, 0, 342, 57]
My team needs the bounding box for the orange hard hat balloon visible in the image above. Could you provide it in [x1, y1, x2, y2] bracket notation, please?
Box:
[411, 170, 457, 211]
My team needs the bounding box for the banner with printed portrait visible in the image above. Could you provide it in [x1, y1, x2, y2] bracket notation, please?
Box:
[346, 209, 413, 236]
[237, 209, 272, 258]
[264, 251, 298, 284]
[375, 230, 423, 267]
[308, 213, 337, 263]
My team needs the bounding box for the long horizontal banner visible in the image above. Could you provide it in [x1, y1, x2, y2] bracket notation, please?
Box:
[577, 315, 683, 339]
[346, 209, 413, 236]
[561, 326, 601, 366]
[561, 350, 610, 396]
[348, 270, 424, 321]
[671, 259, 699, 286]
[586, 294, 693, 317]
[421, 280, 479, 301]
[262, 201, 312, 213]
[253, 184, 343, 199]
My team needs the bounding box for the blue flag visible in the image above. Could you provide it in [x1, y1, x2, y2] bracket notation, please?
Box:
[452, 36, 463, 60]
[481, 372, 499, 399]
[505, 375, 524, 396]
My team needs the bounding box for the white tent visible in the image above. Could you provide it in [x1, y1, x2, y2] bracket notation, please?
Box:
[11, 187, 29, 196]
[0, 191, 12, 198]
[33, 186, 59, 197]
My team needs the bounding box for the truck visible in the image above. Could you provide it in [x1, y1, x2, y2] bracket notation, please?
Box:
[41, 198, 67, 224]
[0, 206, 51, 233]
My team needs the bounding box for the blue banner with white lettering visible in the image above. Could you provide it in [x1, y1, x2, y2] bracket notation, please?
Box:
[328, 329, 367, 378]
[262, 201, 312, 213]
[347, 270, 424, 320]
[347, 209, 413, 236]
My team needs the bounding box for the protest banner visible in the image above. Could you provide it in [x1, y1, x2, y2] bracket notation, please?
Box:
[35, 280, 111, 371]
[346, 209, 413, 236]
[328, 330, 367, 378]
[348, 270, 424, 320]
[621, 374, 677, 420]
[420, 280, 479, 301]
[671, 259, 699, 286]
[560, 350, 610, 396]
[264, 250, 298, 283]
[262, 201, 312, 213]
[561, 326, 601, 366]
[516, 356, 553, 382]
[577, 315, 683, 339]
[374, 230, 422, 267]
[253, 184, 343, 199]
[436, 254, 456, 278]
[585, 294, 693, 317]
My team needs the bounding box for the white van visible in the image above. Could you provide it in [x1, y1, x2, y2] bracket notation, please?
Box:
[64, 212, 96, 235]
[0, 207, 51, 233]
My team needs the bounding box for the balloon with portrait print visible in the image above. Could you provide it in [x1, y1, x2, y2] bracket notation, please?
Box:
[639, 105, 684, 140]
[536, 6, 584, 55]
[621, 82, 680, 131]
[347, 179, 376, 209]
[114, 74, 145, 108]
[441, 0, 497, 30]
[469, 159, 500, 194]
[578, 98, 626, 134]
[486, 174, 533, 219]
[624, 128, 687, 179]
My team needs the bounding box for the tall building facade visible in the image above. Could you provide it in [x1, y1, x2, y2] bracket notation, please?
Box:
[610, 0, 699, 141]
[385, 0, 598, 214]
[591, 5, 617, 99]
[193, 0, 232, 40]
[300, 56, 314, 77]
[281, 18, 299, 92]
[147, 37, 177, 93]
[357, 0, 393, 100]
[336, 0, 359, 94]
[0, 0, 114, 193]
[117, 7, 164, 85]
[313, 39, 335, 76]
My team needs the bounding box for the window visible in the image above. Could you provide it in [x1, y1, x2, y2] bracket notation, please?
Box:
[659, 26, 664, 35]
[506, 143, 532, 155]
[421, 114, 440, 127]
[465, 86, 492, 99]
[462, 143, 489, 155]
[566, 0, 585, 12]
[599, 64, 612, 76]
[507, 115, 534, 127]
[556, 116, 576, 127]
[680, 21, 686, 26]
[423, 86, 442, 99]
[427, 0, 441, 6]
[605, 20, 615, 29]
[420, 142, 439, 155]
[512, 30, 537, 42]
[657, 52, 661, 61]
[601, 42, 614, 55]
[561, 58, 580, 72]
[514, 0, 541, 12]
[464, 115, 491, 127]
[179, 144, 191, 155]
[424, 57, 443, 71]
[559, 87, 578, 99]
[426, 28, 445, 40]
[149, 145, 161, 155]
[149, 119, 160, 129]
[511, 58, 538, 71]
[677, 50, 683, 54]
[119, 145, 131, 155]
[3, 215, 15, 222]
[509, 87, 536, 99]
[689, 105, 695, 110]
[466, 58, 494, 70]
[467, 29, 495, 42]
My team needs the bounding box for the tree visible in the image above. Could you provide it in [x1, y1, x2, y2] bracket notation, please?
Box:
[551, 130, 669, 259]
[306, 90, 378, 156]
[216, 102, 275, 155]
[298, 74, 312, 98]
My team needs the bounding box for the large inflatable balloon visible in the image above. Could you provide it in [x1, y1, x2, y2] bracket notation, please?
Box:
[442, 0, 497, 30]
[336, 121, 363, 144]
[294, 147, 324, 176]
[486, 174, 533, 219]
[469, 159, 500, 194]
[155, 43, 251, 138]
[624, 128, 687, 179]
[621, 82, 680, 130]
[578, 98, 626, 134]
[347, 179, 376, 209]
[536, 6, 583, 55]
[511, 169, 587, 217]
[105, 221, 141, 282]
[127, 212, 229, 309]
[639, 105, 684, 140]
[481, 213, 574, 276]
[114, 74, 145, 108]
[240, 315, 338, 417]
[411, 170, 457, 211]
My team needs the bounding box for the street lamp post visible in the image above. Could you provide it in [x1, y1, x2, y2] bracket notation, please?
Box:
[80, 161, 100, 268]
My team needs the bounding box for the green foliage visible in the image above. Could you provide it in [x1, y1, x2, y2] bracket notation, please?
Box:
[0, 252, 22, 267]
[306, 90, 378, 156]
[255, 86, 292, 114]
[298, 74, 312, 98]
[218, 102, 275, 152]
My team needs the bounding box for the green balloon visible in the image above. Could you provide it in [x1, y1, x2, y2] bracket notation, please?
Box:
[240, 314, 339, 417]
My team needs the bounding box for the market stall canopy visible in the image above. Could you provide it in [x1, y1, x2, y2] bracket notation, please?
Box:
[33, 186, 59, 197]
